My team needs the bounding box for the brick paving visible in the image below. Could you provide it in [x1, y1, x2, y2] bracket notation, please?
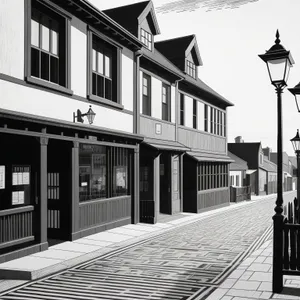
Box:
[0, 192, 297, 300]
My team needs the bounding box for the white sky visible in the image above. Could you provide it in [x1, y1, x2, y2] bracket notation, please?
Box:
[89, 0, 300, 156]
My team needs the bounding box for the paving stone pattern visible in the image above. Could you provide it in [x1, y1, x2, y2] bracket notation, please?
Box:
[0, 195, 294, 300]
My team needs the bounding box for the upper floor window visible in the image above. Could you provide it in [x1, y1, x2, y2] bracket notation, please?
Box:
[193, 99, 197, 129]
[204, 104, 208, 132]
[142, 73, 151, 116]
[29, 0, 70, 91]
[180, 93, 185, 126]
[141, 28, 152, 51]
[162, 84, 171, 121]
[186, 60, 196, 78]
[88, 32, 121, 107]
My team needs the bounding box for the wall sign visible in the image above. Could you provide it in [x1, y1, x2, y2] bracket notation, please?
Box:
[12, 191, 25, 205]
[155, 123, 162, 135]
[0, 166, 5, 189]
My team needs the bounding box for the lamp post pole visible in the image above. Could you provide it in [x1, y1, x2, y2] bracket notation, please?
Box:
[259, 30, 294, 293]
[297, 151, 300, 220]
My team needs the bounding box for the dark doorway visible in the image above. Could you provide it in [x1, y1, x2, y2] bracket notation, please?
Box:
[160, 152, 171, 214]
[47, 139, 72, 242]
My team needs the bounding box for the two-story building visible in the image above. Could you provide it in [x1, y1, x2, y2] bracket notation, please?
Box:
[104, 1, 234, 219]
[0, 0, 233, 262]
[0, 0, 145, 263]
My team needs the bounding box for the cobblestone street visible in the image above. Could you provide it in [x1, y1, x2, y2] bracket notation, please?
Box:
[0, 193, 295, 300]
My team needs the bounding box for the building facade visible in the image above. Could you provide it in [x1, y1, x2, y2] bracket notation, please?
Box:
[0, 0, 233, 262]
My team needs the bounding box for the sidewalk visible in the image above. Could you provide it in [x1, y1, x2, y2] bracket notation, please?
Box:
[0, 193, 289, 296]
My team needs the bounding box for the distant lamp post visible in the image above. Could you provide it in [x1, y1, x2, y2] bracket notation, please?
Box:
[291, 130, 300, 217]
[73, 105, 96, 125]
[288, 82, 300, 112]
[258, 30, 295, 293]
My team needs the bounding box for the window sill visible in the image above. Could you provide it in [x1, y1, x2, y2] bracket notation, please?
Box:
[26, 76, 74, 96]
[88, 94, 124, 110]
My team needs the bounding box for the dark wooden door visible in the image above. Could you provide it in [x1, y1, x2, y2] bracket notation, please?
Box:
[160, 153, 171, 214]
[47, 140, 70, 240]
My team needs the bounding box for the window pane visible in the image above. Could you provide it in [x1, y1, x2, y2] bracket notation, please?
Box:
[41, 52, 49, 80]
[31, 47, 40, 78]
[97, 51, 103, 74]
[41, 25, 50, 52]
[92, 50, 96, 72]
[143, 85, 148, 96]
[50, 56, 59, 84]
[97, 75, 104, 98]
[31, 19, 39, 47]
[105, 55, 110, 78]
[51, 30, 58, 55]
[105, 78, 112, 100]
[79, 145, 107, 202]
[92, 73, 97, 95]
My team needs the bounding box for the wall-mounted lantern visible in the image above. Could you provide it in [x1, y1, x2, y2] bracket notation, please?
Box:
[73, 105, 96, 125]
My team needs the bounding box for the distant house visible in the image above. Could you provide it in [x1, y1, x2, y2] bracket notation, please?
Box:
[270, 152, 293, 192]
[288, 156, 297, 190]
[228, 137, 265, 195]
[228, 151, 248, 187]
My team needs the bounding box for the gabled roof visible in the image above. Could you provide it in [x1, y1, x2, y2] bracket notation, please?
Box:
[228, 151, 248, 171]
[262, 157, 277, 173]
[103, 1, 160, 37]
[155, 35, 202, 66]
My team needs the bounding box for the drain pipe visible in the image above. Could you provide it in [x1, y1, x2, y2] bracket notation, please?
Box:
[174, 77, 184, 142]
[134, 51, 143, 135]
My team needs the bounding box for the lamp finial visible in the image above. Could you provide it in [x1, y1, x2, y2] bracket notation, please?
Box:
[275, 30, 280, 44]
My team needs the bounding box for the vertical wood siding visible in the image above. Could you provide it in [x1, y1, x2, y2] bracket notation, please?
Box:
[178, 127, 226, 153]
[197, 188, 229, 211]
[140, 116, 175, 140]
[79, 196, 131, 229]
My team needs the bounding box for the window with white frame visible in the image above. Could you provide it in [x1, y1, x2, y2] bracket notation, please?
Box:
[186, 60, 196, 78]
[193, 99, 197, 129]
[140, 28, 152, 51]
[162, 83, 171, 121]
[30, 2, 65, 86]
[179, 93, 185, 126]
[142, 73, 151, 116]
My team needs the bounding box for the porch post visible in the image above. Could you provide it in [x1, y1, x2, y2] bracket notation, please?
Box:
[133, 146, 140, 224]
[180, 153, 184, 212]
[39, 137, 48, 250]
[153, 153, 160, 224]
[71, 141, 79, 240]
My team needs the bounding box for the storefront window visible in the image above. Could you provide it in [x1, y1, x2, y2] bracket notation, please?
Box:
[112, 147, 129, 197]
[79, 144, 107, 202]
[79, 144, 130, 202]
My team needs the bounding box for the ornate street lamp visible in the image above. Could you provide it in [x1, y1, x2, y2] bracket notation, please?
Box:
[288, 82, 300, 112]
[291, 130, 300, 220]
[259, 30, 294, 293]
[73, 105, 96, 125]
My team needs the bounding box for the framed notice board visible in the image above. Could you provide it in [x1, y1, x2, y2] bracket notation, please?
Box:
[11, 165, 31, 205]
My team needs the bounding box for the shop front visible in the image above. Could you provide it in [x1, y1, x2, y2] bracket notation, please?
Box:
[139, 139, 187, 224]
[0, 112, 141, 263]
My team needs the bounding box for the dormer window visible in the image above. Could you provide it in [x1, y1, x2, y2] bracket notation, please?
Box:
[186, 60, 196, 78]
[141, 28, 152, 51]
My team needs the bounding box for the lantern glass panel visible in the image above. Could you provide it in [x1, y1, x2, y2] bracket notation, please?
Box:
[267, 58, 288, 84]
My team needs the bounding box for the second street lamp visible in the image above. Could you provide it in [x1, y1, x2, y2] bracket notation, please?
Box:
[288, 82, 300, 112]
[258, 30, 295, 293]
[291, 130, 300, 221]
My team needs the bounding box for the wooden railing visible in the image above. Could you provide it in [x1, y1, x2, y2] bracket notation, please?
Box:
[0, 206, 34, 249]
[79, 196, 131, 230]
[197, 188, 229, 212]
[230, 186, 251, 203]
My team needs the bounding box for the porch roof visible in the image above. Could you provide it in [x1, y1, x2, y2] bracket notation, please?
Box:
[142, 138, 190, 152]
[186, 151, 234, 163]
